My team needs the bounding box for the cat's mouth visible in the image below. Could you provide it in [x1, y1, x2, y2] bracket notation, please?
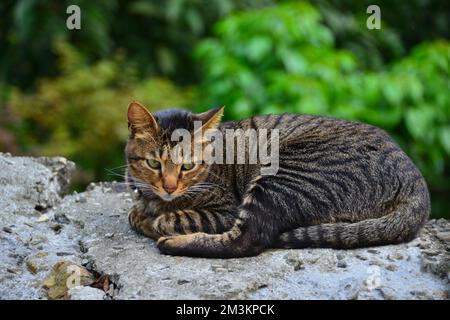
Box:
[159, 193, 179, 202]
[147, 184, 183, 202]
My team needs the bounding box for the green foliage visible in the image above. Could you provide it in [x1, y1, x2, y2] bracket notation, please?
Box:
[0, 0, 274, 88]
[7, 40, 195, 185]
[310, 0, 450, 69]
[196, 2, 450, 217]
[311, 0, 404, 70]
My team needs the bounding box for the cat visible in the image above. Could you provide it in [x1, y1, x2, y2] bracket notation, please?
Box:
[125, 101, 430, 258]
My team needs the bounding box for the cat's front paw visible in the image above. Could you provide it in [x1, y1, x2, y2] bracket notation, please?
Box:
[157, 234, 202, 256]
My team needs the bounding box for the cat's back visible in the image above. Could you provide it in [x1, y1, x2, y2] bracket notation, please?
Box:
[220, 113, 426, 218]
[219, 113, 417, 188]
[220, 113, 393, 147]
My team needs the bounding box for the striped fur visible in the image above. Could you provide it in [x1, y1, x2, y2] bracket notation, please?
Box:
[126, 107, 430, 258]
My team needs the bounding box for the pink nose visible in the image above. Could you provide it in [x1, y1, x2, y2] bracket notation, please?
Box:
[163, 184, 177, 194]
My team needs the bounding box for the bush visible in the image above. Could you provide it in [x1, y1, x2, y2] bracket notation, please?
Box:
[195, 2, 450, 217]
[0, 0, 275, 89]
[7, 40, 195, 186]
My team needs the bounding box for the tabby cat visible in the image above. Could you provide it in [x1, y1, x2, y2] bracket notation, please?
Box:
[125, 102, 430, 258]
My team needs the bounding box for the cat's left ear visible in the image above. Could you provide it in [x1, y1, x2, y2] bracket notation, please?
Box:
[196, 106, 224, 131]
[127, 101, 158, 133]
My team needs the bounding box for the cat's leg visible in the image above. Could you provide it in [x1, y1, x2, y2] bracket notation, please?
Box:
[129, 207, 235, 239]
[152, 209, 235, 236]
[156, 176, 289, 258]
[128, 206, 160, 240]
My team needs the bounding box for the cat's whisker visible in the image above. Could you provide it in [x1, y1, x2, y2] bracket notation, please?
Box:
[107, 164, 130, 170]
[104, 168, 128, 179]
[114, 178, 156, 194]
[192, 181, 226, 191]
[185, 185, 214, 194]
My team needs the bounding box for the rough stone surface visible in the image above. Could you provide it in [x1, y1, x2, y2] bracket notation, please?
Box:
[0, 153, 449, 300]
[68, 286, 105, 300]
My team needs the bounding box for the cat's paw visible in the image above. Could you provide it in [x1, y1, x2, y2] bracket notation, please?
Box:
[157, 234, 200, 256]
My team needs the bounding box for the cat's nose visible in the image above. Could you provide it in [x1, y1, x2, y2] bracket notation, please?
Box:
[163, 184, 177, 194]
[163, 176, 178, 194]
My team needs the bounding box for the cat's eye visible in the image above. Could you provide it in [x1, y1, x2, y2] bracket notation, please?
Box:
[181, 163, 195, 171]
[146, 159, 161, 170]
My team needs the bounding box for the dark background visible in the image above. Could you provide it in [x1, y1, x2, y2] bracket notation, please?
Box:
[0, 0, 449, 218]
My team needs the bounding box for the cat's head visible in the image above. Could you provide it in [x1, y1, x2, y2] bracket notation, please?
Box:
[125, 102, 223, 201]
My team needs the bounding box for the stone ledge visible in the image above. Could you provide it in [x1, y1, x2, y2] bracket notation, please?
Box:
[0, 154, 448, 299]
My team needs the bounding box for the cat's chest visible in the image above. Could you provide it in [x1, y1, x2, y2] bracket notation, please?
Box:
[142, 196, 206, 215]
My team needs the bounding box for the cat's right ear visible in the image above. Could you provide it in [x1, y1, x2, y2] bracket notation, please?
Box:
[127, 102, 158, 135]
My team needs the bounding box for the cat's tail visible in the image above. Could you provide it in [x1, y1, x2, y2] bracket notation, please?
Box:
[275, 180, 430, 249]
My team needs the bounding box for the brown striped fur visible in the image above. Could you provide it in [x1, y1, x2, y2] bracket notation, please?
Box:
[125, 102, 430, 258]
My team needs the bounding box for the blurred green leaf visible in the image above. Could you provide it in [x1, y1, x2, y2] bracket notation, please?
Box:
[439, 127, 450, 155]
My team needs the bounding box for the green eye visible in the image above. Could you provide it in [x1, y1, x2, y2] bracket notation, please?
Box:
[181, 163, 195, 171]
[146, 159, 161, 169]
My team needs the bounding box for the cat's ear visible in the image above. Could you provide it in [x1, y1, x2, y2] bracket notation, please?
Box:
[127, 102, 158, 133]
[196, 106, 224, 131]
